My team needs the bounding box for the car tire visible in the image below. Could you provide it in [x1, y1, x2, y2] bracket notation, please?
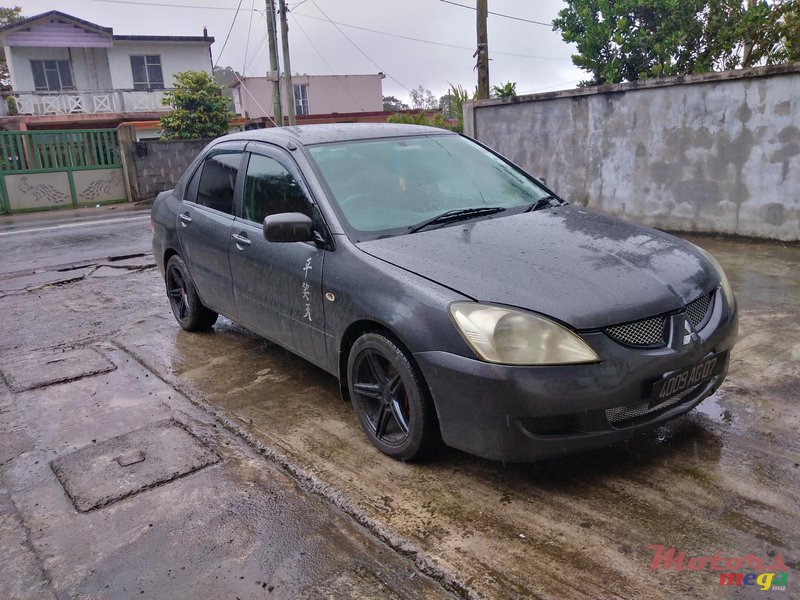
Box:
[165, 255, 218, 331]
[347, 332, 440, 461]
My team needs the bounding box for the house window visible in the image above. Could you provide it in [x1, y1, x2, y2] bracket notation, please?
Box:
[31, 60, 74, 92]
[293, 84, 309, 116]
[130, 55, 164, 90]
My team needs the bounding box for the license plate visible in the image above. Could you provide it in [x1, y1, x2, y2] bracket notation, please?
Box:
[650, 352, 726, 407]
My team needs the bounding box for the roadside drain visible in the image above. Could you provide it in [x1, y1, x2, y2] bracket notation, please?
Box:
[0, 346, 116, 392]
[51, 419, 220, 512]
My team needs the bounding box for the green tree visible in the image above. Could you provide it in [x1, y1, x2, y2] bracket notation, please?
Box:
[446, 83, 474, 132]
[382, 95, 409, 111]
[212, 65, 240, 111]
[409, 85, 438, 109]
[553, 0, 800, 86]
[491, 81, 517, 98]
[0, 6, 23, 91]
[159, 71, 234, 140]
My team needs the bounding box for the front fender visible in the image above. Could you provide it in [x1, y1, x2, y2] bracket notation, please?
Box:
[323, 238, 475, 369]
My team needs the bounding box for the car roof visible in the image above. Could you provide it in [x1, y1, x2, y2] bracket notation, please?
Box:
[222, 123, 456, 147]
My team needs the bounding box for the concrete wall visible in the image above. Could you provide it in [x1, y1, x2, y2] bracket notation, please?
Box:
[234, 74, 384, 118]
[107, 41, 212, 90]
[117, 125, 210, 203]
[468, 64, 800, 241]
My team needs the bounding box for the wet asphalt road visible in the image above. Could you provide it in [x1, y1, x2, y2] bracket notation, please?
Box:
[0, 206, 151, 277]
[1, 208, 798, 598]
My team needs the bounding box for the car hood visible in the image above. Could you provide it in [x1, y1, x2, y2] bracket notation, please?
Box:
[356, 205, 719, 329]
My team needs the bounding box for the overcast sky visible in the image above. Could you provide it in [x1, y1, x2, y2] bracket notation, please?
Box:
[14, 0, 586, 102]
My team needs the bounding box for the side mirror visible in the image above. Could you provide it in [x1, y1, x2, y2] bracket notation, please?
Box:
[263, 212, 314, 243]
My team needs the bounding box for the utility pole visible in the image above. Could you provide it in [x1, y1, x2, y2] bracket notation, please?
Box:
[278, 0, 296, 126]
[476, 0, 489, 100]
[266, 0, 283, 125]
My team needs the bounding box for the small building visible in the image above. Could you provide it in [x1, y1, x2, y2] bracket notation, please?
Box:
[0, 10, 214, 134]
[233, 73, 384, 121]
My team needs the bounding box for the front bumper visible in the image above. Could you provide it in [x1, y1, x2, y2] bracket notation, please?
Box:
[414, 290, 738, 462]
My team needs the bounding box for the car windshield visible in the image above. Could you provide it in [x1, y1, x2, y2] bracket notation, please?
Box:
[307, 135, 555, 239]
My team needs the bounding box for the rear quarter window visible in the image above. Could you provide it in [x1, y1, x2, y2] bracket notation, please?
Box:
[193, 152, 242, 214]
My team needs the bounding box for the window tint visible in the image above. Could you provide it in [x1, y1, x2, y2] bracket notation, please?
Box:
[195, 152, 242, 214]
[243, 154, 311, 224]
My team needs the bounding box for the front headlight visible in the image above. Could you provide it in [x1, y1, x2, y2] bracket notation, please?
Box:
[695, 246, 734, 307]
[449, 303, 599, 365]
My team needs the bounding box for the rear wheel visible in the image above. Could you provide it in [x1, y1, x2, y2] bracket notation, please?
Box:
[348, 333, 440, 461]
[165, 255, 218, 331]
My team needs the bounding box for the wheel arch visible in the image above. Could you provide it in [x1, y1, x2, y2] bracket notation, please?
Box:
[337, 319, 423, 405]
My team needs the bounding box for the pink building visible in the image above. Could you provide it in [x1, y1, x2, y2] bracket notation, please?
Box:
[233, 73, 385, 120]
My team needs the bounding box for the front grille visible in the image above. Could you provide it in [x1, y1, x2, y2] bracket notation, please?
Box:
[606, 383, 702, 426]
[686, 291, 714, 329]
[605, 315, 667, 347]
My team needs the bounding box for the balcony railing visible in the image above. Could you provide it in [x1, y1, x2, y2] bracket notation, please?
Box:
[1, 89, 174, 117]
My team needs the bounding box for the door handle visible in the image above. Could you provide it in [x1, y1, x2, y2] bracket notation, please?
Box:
[179, 213, 192, 225]
[231, 233, 251, 247]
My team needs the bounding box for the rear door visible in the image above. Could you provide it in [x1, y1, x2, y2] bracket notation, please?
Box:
[177, 143, 245, 317]
[228, 145, 328, 367]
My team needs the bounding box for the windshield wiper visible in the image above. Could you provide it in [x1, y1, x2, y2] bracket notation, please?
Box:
[406, 206, 506, 234]
[524, 195, 559, 212]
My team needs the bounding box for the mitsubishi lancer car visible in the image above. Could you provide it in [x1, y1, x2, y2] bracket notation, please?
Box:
[151, 123, 737, 462]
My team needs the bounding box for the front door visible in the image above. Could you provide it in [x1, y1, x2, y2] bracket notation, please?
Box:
[228, 148, 328, 367]
[177, 146, 244, 317]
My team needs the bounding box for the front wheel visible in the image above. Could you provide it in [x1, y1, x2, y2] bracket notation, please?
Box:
[348, 333, 440, 461]
[165, 255, 218, 331]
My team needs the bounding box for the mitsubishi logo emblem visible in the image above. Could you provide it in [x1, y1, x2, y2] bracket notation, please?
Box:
[682, 319, 699, 346]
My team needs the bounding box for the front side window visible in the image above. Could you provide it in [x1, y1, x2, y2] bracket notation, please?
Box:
[130, 55, 164, 90]
[242, 153, 312, 224]
[195, 152, 242, 214]
[31, 60, 74, 91]
[293, 84, 309, 116]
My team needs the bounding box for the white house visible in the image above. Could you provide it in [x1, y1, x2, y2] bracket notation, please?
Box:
[233, 73, 384, 120]
[0, 11, 213, 123]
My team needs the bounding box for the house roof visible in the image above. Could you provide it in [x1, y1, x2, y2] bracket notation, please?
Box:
[0, 10, 213, 43]
[0, 10, 112, 35]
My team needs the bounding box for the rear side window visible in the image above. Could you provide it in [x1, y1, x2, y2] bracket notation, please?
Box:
[242, 153, 312, 224]
[195, 152, 242, 214]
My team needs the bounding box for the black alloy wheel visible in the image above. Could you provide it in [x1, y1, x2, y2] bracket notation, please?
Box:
[348, 333, 440, 461]
[165, 255, 218, 331]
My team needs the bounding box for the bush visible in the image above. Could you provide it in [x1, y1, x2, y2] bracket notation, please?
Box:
[386, 111, 461, 132]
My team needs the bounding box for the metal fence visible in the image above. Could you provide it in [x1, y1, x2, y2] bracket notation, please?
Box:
[0, 129, 127, 213]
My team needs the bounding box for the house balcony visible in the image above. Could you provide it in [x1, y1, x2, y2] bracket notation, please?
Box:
[1, 89, 174, 117]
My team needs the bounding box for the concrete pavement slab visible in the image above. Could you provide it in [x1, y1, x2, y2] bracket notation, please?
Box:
[0, 346, 115, 392]
[0, 342, 452, 599]
[51, 419, 221, 512]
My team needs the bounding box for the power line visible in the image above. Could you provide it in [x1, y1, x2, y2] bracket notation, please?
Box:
[516, 79, 581, 95]
[292, 12, 568, 61]
[88, 0, 260, 11]
[288, 10, 367, 111]
[438, 0, 553, 27]
[308, 0, 411, 92]
[242, 0, 256, 73]
[214, 0, 244, 68]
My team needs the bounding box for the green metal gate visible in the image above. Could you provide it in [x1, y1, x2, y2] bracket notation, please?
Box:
[0, 129, 127, 214]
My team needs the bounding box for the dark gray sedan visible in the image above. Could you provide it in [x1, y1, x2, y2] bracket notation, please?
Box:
[151, 124, 737, 462]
